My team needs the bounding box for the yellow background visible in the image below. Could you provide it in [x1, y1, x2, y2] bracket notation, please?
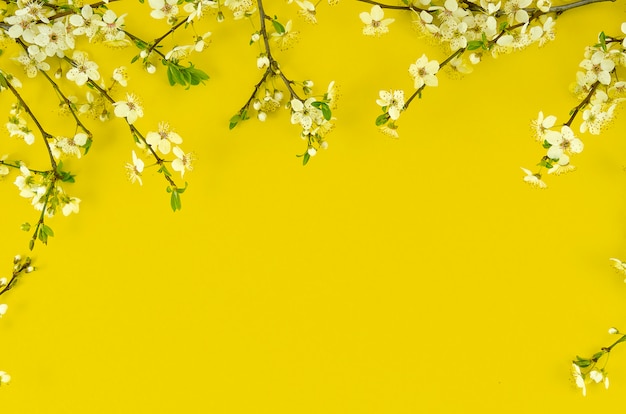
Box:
[2, 1, 626, 412]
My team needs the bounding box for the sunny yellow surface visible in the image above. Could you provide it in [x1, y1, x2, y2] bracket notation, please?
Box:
[2, 1, 626, 413]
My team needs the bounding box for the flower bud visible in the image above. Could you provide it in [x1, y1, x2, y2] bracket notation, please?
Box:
[320, 141, 329, 150]
[257, 111, 267, 122]
[140, 50, 148, 58]
[274, 90, 284, 101]
[217, 11, 225, 22]
[145, 63, 156, 74]
[257, 55, 270, 70]
[13, 255, 21, 264]
[251, 33, 260, 43]
[252, 99, 262, 111]
[609, 327, 619, 335]
[307, 147, 317, 156]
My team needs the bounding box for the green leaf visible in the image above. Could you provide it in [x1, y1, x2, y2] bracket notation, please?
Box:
[272, 19, 285, 34]
[499, 21, 508, 32]
[170, 190, 182, 212]
[302, 152, 310, 166]
[43, 224, 54, 237]
[21, 222, 31, 232]
[229, 114, 241, 130]
[83, 138, 93, 155]
[599, 31, 607, 51]
[592, 351, 605, 361]
[574, 358, 592, 368]
[311, 101, 331, 121]
[542, 140, 551, 149]
[177, 182, 189, 194]
[375, 113, 390, 126]
[467, 40, 483, 51]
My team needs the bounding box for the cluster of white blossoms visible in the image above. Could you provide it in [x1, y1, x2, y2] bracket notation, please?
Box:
[13, 164, 81, 217]
[362, 0, 559, 137]
[571, 326, 625, 396]
[523, 23, 626, 188]
[126, 121, 194, 184]
[288, 81, 337, 162]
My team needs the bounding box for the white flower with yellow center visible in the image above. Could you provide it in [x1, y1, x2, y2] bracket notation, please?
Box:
[409, 54, 439, 89]
[146, 122, 183, 155]
[521, 167, 547, 189]
[172, 146, 194, 178]
[114, 93, 144, 124]
[376, 90, 404, 120]
[545, 125, 583, 164]
[125, 150, 144, 185]
[359, 5, 394, 36]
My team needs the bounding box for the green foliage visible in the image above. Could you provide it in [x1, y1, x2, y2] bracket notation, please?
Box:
[574, 356, 592, 368]
[167, 183, 187, 212]
[596, 31, 607, 52]
[21, 223, 31, 232]
[311, 101, 332, 121]
[296, 151, 310, 166]
[164, 60, 209, 89]
[376, 113, 390, 126]
[272, 18, 285, 34]
[56, 162, 76, 183]
[38, 224, 54, 245]
[467, 40, 484, 51]
[229, 109, 249, 129]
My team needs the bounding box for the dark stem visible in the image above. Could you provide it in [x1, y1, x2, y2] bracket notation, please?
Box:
[564, 81, 600, 127]
[2, 74, 57, 170]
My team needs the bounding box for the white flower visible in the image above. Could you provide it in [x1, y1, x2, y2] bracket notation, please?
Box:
[125, 150, 144, 185]
[61, 196, 81, 216]
[531, 111, 556, 141]
[608, 327, 619, 335]
[376, 90, 404, 120]
[521, 167, 546, 189]
[408, 54, 439, 89]
[171, 146, 194, 178]
[572, 363, 586, 397]
[545, 125, 583, 163]
[0, 371, 10, 385]
[296, 0, 317, 24]
[589, 370, 603, 383]
[256, 55, 270, 69]
[149, 0, 179, 20]
[359, 5, 394, 36]
[503, 0, 532, 23]
[66, 51, 100, 86]
[70, 5, 102, 40]
[290, 98, 323, 134]
[112, 67, 128, 87]
[536, 0, 551, 12]
[114, 94, 144, 124]
[146, 122, 183, 155]
[0, 304, 7, 317]
[580, 51, 616, 86]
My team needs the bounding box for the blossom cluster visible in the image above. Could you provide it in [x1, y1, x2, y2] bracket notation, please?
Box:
[523, 25, 626, 188]
[572, 326, 626, 396]
[361, 0, 558, 137]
